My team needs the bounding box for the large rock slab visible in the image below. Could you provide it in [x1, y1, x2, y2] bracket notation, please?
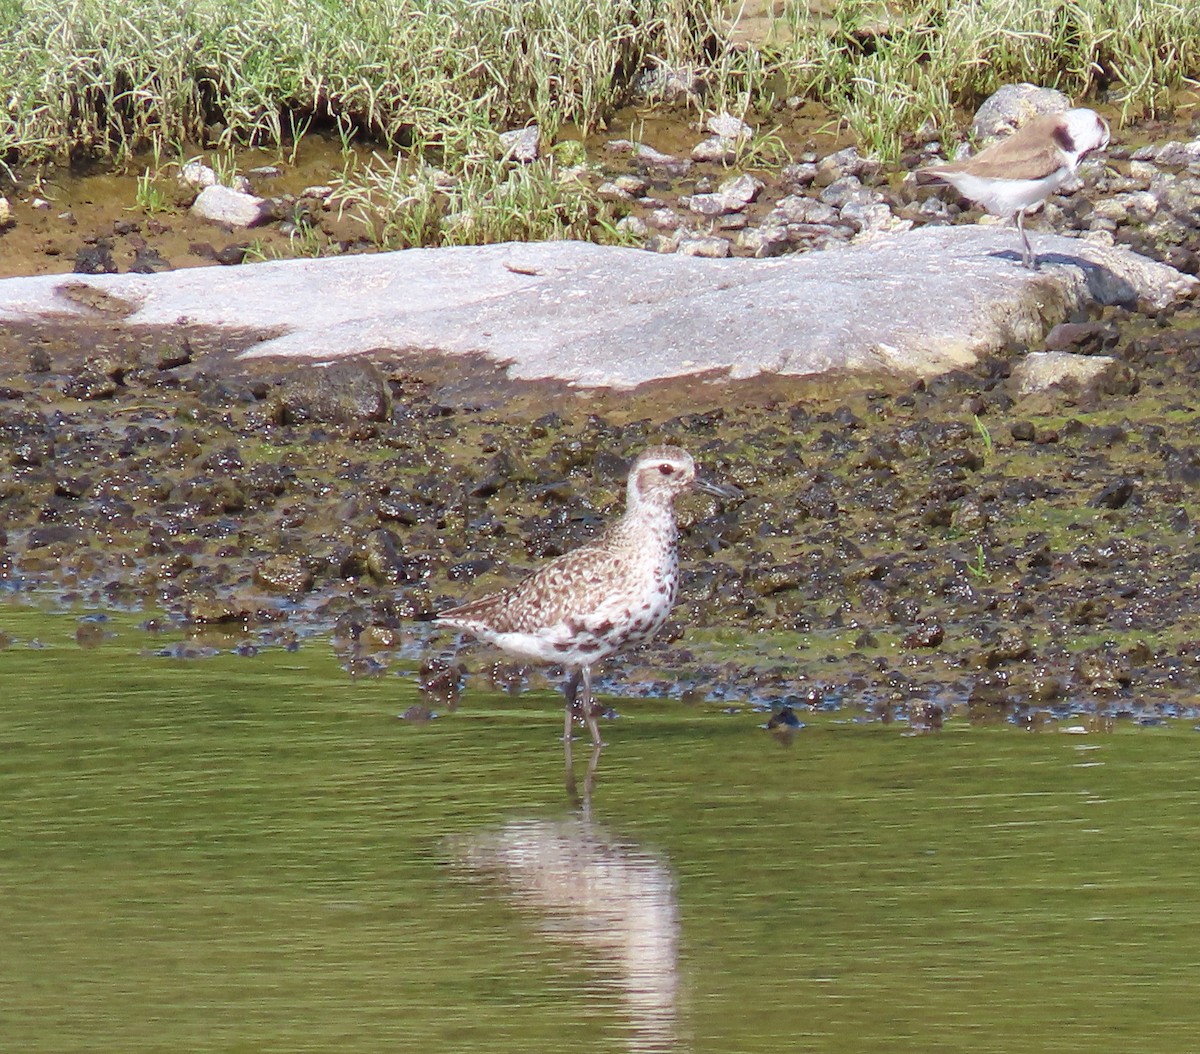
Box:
[0, 226, 1192, 388]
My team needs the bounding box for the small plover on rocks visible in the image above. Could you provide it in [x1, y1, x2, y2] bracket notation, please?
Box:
[432, 445, 738, 746]
[917, 107, 1110, 269]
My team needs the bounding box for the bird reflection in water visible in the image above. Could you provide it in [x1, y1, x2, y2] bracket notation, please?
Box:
[458, 740, 682, 1053]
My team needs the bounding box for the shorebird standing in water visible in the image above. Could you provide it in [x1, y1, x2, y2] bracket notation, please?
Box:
[432, 445, 738, 746]
[917, 107, 1110, 269]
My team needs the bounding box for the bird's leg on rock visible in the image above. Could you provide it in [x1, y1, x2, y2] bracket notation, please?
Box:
[1017, 209, 1037, 270]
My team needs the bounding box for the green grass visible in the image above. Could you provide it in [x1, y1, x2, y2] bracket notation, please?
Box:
[761, 0, 1200, 157]
[1, 0, 1198, 245]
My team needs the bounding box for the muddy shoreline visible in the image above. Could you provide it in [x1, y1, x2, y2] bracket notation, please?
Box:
[2, 293, 1200, 727]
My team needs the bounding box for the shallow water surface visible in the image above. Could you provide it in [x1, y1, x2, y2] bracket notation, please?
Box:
[2, 607, 1199, 1052]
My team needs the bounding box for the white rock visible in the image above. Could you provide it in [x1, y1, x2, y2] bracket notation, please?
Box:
[770, 196, 839, 225]
[1012, 351, 1118, 395]
[683, 193, 745, 217]
[0, 196, 11, 227]
[615, 215, 648, 238]
[190, 184, 273, 228]
[691, 137, 739, 164]
[705, 112, 752, 140]
[717, 173, 764, 205]
[646, 208, 683, 231]
[597, 182, 633, 203]
[677, 236, 732, 258]
[0, 230, 1191, 389]
[500, 125, 540, 163]
[180, 160, 218, 189]
[614, 174, 649, 196]
[1154, 140, 1200, 167]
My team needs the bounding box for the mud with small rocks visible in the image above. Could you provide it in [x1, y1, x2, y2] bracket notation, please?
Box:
[4, 91, 1200, 730]
[2, 288, 1200, 731]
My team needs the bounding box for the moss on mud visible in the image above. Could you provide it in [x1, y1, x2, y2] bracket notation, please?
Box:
[2, 303, 1200, 725]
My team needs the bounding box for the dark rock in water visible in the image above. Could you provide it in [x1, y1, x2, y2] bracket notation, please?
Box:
[364, 528, 429, 585]
[980, 627, 1032, 667]
[26, 524, 79, 548]
[253, 553, 315, 594]
[73, 239, 118, 274]
[903, 623, 944, 649]
[1075, 650, 1132, 690]
[184, 591, 255, 623]
[272, 360, 391, 425]
[62, 369, 119, 401]
[766, 704, 802, 729]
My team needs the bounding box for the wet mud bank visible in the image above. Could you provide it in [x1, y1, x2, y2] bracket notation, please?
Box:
[3, 295, 1200, 730]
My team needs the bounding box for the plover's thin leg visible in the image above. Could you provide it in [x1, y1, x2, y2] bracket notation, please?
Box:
[563, 668, 583, 742]
[1017, 209, 1036, 270]
[581, 665, 604, 748]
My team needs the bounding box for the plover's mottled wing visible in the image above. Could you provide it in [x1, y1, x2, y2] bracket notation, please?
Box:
[436, 537, 636, 636]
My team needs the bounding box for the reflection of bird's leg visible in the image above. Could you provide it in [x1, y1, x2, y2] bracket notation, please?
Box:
[563, 668, 583, 742]
[581, 665, 603, 748]
[564, 736, 604, 815]
[1017, 208, 1035, 270]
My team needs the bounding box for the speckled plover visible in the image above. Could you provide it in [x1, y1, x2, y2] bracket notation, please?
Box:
[433, 445, 739, 745]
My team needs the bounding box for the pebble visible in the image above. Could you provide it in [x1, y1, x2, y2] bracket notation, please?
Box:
[706, 112, 753, 140]
[191, 184, 273, 228]
[678, 236, 732, 258]
[500, 125, 540, 163]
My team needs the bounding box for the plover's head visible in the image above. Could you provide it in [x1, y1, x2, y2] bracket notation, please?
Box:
[627, 445, 737, 508]
[1056, 108, 1110, 163]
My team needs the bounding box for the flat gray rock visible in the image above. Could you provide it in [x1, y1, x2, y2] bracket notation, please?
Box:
[0, 226, 1192, 388]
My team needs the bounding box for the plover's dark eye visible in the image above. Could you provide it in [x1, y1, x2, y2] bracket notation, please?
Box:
[658, 464, 674, 475]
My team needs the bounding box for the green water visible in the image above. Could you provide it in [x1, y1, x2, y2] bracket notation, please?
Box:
[2, 608, 1199, 1053]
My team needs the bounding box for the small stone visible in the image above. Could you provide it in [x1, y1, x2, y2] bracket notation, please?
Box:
[815, 146, 871, 186]
[646, 208, 683, 231]
[1154, 140, 1200, 167]
[736, 225, 791, 258]
[273, 360, 391, 425]
[632, 144, 692, 179]
[691, 137, 739, 164]
[597, 181, 634, 203]
[1089, 478, 1135, 509]
[706, 112, 753, 140]
[0, 196, 11, 228]
[781, 164, 817, 193]
[770, 195, 838, 225]
[191, 184, 273, 228]
[683, 192, 743, 217]
[254, 553, 314, 594]
[1011, 351, 1120, 395]
[615, 215, 648, 238]
[678, 236, 731, 258]
[902, 623, 944, 649]
[613, 174, 649, 196]
[717, 173, 764, 204]
[818, 176, 877, 209]
[180, 160, 218, 189]
[500, 125, 540, 163]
